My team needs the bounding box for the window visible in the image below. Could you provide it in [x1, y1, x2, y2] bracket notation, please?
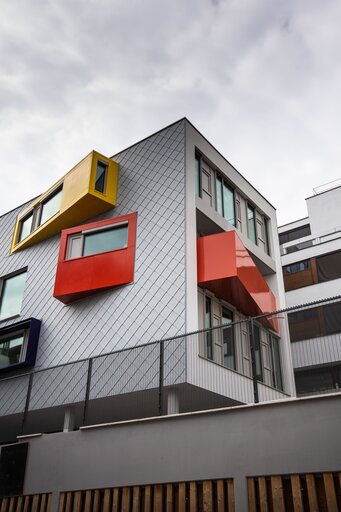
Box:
[264, 218, 271, 256]
[288, 303, 341, 342]
[40, 187, 62, 225]
[18, 212, 34, 242]
[0, 331, 26, 369]
[215, 175, 236, 226]
[95, 161, 108, 194]
[205, 297, 213, 360]
[222, 308, 235, 370]
[269, 334, 283, 391]
[247, 204, 257, 244]
[253, 325, 263, 381]
[279, 224, 311, 245]
[195, 155, 201, 198]
[66, 223, 128, 259]
[283, 261, 310, 275]
[316, 250, 341, 283]
[17, 186, 63, 242]
[0, 271, 27, 321]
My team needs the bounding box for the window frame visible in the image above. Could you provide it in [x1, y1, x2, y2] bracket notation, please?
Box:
[253, 324, 263, 382]
[17, 184, 63, 243]
[0, 318, 41, 373]
[215, 173, 236, 227]
[0, 269, 27, 323]
[221, 307, 236, 370]
[0, 329, 28, 370]
[247, 203, 257, 244]
[94, 160, 108, 194]
[269, 333, 283, 391]
[65, 221, 129, 261]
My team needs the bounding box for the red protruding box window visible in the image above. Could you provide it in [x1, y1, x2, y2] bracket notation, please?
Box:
[53, 213, 137, 304]
[197, 231, 278, 331]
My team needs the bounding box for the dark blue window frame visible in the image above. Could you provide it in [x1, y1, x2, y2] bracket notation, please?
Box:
[0, 318, 41, 374]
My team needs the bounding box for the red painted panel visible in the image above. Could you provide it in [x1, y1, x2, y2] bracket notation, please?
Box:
[197, 231, 278, 330]
[53, 213, 137, 304]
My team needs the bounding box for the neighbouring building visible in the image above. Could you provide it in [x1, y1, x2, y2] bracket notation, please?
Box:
[0, 118, 295, 448]
[279, 183, 341, 396]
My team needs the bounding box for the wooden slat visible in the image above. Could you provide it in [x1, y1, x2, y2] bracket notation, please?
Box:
[202, 481, 213, 512]
[16, 496, 24, 512]
[216, 480, 224, 512]
[58, 493, 66, 512]
[247, 478, 257, 512]
[178, 483, 186, 512]
[40, 494, 47, 512]
[323, 473, 338, 512]
[189, 482, 197, 512]
[121, 488, 131, 512]
[291, 475, 304, 512]
[102, 489, 111, 512]
[112, 489, 120, 512]
[32, 495, 40, 512]
[227, 480, 235, 512]
[8, 497, 15, 512]
[73, 492, 82, 512]
[83, 491, 92, 512]
[64, 493, 72, 512]
[166, 484, 173, 512]
[143, 485, 152, 512]
[132, 487, 141, 512]
[271, 476, 285, 512]
[23, 496, 31, 512]
[258, 477, 268, 512]
[306, 474, 319, 511]
[93, 490, 100, 512]
[153, 485, 163, 512]
[47, 494, 52, 512]
[0, 498, 8, 512]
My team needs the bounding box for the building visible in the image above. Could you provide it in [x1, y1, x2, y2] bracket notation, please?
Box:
[0, 118, 295, 447]
[279, 183, 341, 396]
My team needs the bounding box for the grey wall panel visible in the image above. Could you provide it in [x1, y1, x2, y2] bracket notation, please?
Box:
[0, 375, 29, 416]
[0, 121, 186, 378]
[291, 334, 341, 368]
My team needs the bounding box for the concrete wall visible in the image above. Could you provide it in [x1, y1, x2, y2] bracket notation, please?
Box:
[12, 393, 341, 511]
[307, 186, 341, 236]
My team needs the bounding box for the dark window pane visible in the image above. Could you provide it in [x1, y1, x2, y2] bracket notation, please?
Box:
[288, 307, 321, 342]
[279, 224, 311, 245]
[285, 240, 313, 254]
[316, 250, 341, 283]
[205, 297, 213, 360]
[95, 161, 108, 193]
[253, 325, 263, 381]
[195, 156, 200, 197]
[324, 302, 341, 335]
[222, 308, 235, 369]
[83, 225, 128, 257]
[270, 335, 283, 391]
[0, 334, 25, 368]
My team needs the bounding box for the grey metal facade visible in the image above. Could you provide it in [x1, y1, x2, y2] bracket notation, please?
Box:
[0, 120, 186, 371]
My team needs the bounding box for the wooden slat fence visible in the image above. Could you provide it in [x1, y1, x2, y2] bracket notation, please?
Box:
[248, 472, 341, 511]
[0, 494, 51, 512]
[58, 479, 234, 512]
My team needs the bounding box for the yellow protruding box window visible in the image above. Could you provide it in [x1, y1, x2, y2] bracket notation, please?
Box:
[11, 151, 119, 253]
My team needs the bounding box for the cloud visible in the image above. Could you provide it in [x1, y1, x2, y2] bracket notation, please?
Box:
[0, 0, 340, 224]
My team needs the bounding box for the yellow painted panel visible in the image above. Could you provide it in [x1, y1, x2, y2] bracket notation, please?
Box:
[11, 151, 119, 253]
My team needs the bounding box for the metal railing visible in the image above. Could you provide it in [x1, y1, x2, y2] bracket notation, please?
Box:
[0, 296, 340, 444]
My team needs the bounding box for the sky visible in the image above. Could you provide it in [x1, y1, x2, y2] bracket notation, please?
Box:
[1, 0, 340, 225]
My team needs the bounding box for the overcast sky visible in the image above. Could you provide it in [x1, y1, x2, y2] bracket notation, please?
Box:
[1, 0, 340, 225]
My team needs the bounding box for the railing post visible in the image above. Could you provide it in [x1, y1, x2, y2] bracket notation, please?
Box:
[82, 358, 93, 426]
[158, 340, 165, 415]
[21, 372, 34, 435]
[249, 318, 259, 404]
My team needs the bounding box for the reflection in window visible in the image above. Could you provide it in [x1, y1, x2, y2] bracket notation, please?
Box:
[247, 204, 256, 244]
[66, 224, 129, 259]
[95, 161, 108, 194]
[83, 225, 128, 257]
[284, 261, 310, 274]
[0, 333, 25, 368]
[216, 176, 223, 215]
[18, 213, 34, 242]
[222, 308, 235, 370]
[223, 182, 235, 226]
[40, 188, 62, 225]
[0, 272, 27, 321]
